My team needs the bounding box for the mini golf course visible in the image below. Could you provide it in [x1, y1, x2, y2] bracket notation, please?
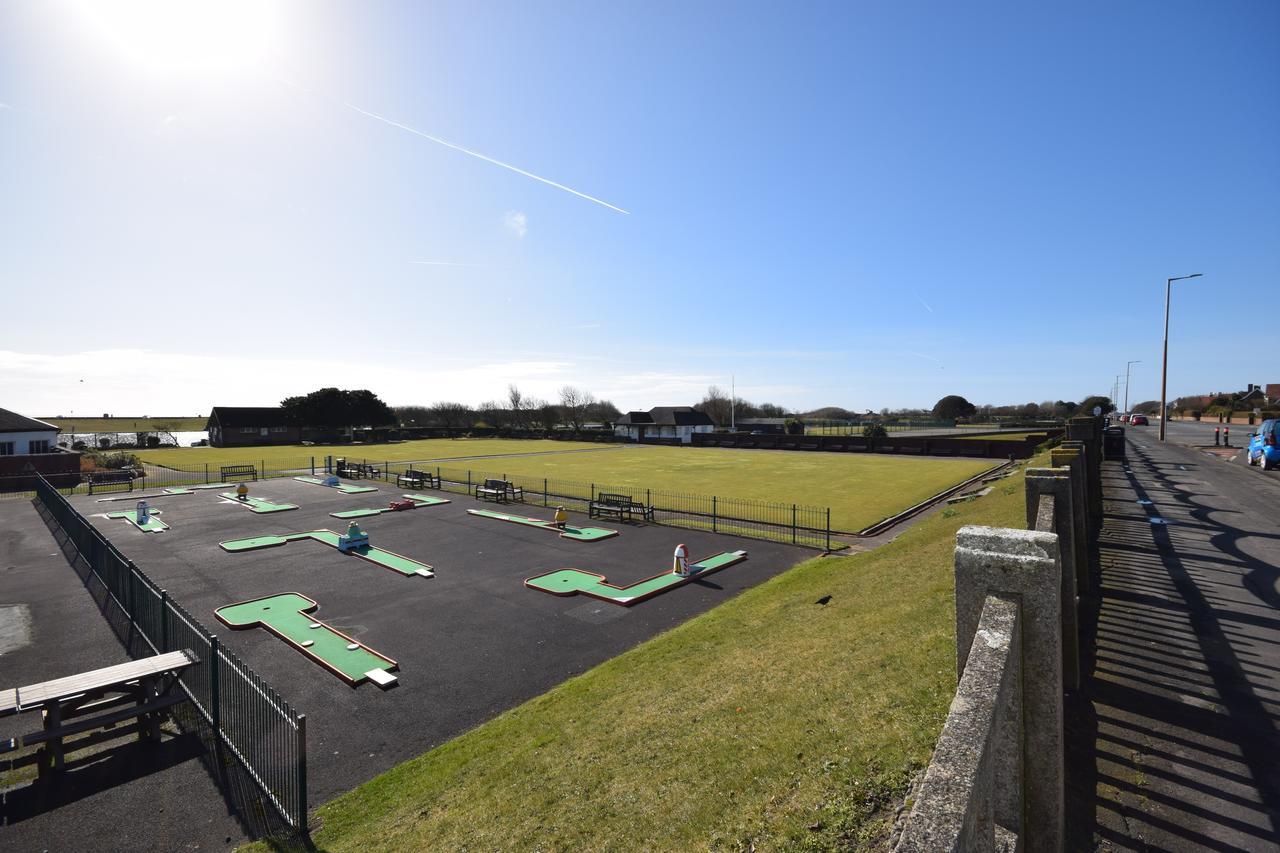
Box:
[524, 550, 748, 605]
[218, 493, 300, 514]
[294, 476, 379, 495]
[95, 483, 234, 502]
[467, 508, 618, 542]
[331, 494, 451, 519]
[215, 593, 398, 687]
[220, 530, 434, 578]
[104, 510, 169, 533]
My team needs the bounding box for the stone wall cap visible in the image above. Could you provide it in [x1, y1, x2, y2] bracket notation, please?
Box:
[957, 525, 1058, 561]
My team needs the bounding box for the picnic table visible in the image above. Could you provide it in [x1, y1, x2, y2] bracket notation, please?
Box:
[0, 650, 198, 776]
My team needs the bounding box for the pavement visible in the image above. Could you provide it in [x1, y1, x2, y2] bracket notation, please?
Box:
[1066, 424, 1280, 850]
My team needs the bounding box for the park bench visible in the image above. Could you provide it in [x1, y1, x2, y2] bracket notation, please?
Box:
[0, 650, 197, 777]
[589, 493, 655, 523]
[87, 470, 134, 495]
[339, 461, 381, 480]
[220, 464, 258, 482]
[396, 469, 440, 490]
[475, 479, 522, 503]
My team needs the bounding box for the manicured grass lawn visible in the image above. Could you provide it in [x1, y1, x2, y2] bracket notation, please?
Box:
[954, 431, 1047, 441]
[41, 416, 208, 432]
[435, 446, 995, 532]
[272, 459, 1034, 852]
[135, 438, 607, 468]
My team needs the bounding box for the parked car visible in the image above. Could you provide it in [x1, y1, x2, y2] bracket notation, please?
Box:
[1130, 414, 1149, 426]
[1246, 419, 1279, 471]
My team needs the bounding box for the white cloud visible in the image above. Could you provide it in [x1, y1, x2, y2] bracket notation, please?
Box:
[504, 210, 527, 238]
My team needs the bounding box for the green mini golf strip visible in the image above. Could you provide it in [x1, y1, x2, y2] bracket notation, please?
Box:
[219, 530, 434, 577]
[218, 493, 300, 514]
[466, 508, 618, 542]
[104, 510, 169, 533]
[294, 476, 379, 494]
[94, 485, 233, 503]
[330, 494, 452, 519]
[215, 593, 397, 686]
[524, 550, 748, 605]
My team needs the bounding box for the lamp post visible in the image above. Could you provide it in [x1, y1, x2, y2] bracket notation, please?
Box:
[1159, 273, 1203, 441]
[1124, 360, 1141, 413]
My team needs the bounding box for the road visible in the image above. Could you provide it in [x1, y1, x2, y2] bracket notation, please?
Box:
[1129, 418, 1261, 456]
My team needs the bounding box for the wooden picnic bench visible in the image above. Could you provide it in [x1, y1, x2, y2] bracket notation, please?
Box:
[589, 493, 655, 523]
[474, 478, 523, 503]
[396, 469, 440, 490]
[86, 470, 134, 495]
[0, 650, 198, 776]
[220, 464, 258, 482]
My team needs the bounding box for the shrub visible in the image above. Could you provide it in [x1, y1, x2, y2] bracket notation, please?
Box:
[862, 423, 888, 439]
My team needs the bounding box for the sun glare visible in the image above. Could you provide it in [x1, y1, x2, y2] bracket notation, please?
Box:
[70, 0, 281, 75]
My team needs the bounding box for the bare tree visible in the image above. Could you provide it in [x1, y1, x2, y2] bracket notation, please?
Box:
[559, 386, 596, 432]
[429, 402, 474, 429]
[694, 385, 732, 426]
[530, 399, 560, 432]
[478, 400, 508, 429]
[507, 384, 528, 430]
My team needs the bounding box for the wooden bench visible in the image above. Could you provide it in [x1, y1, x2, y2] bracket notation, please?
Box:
[475, 479, 522, 503]
[220, 464, 258, 482]
[87, 470, 134, 495]
[396, 469, 440, 490]
[1, 650, 197, 775]
[589, 493, 654, 522]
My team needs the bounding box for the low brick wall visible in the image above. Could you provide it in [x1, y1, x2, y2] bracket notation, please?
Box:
[0, 450, 82, 491]
[691, 429, 1063, 460]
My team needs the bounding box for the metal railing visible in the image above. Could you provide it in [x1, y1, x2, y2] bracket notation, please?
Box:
[33, 475, 308, 832]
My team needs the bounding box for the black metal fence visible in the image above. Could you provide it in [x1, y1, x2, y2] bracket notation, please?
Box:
[33, 474, 308, 832]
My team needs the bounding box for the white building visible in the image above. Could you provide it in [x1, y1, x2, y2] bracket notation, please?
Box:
[614, 406, 716, 444]
[0, 408, 60, 456]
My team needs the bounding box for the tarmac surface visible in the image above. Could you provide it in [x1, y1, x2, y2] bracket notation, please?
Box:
[2, 478, 807, 849]
[1066, 424, 1280, 850]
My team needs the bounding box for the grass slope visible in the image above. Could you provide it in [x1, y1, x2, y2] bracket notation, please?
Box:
[41, 416, 208, 432]
[277, 462, 1032, 852]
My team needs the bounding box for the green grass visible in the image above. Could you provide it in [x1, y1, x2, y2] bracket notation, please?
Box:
[426, 445, 994, 532]
[40, 416, 208, 432]
[135, 437, 606, 468]
[135, 438, 992, 533]
[271, 459, 1035, 853]
[953, 431, 1046, 441]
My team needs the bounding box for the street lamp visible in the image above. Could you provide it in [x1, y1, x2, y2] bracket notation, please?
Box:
[1159, 273, 1203, 441]
[1124, 360, 1141, 413]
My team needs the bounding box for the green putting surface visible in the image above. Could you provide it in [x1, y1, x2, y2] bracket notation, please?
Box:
[466, 508, 618, 542]
[104, 510, 169, 533]
[219, 530, 433, 577]
[294, 476, 379, 494]
[215, 593, 397, 685]
[331, 494, 452, 519]
[525, 550, 748, 605]
[218, 493, 300, 513]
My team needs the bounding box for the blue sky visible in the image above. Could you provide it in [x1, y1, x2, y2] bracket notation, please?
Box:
[2, 1, 1276, 416]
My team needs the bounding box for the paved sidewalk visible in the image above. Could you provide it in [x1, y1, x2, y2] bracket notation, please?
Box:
[1066, 432, 1280, 850]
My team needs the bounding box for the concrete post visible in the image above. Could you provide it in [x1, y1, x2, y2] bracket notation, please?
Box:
[1047, 449, 1090, 596]
[1025, 472, 1080, 691]
[1060, 439, 1099, 541]
[956, 526, 1064, 852]
[1066, 417, 1103, 530]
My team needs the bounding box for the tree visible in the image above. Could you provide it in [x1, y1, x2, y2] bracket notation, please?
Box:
[507, 384, 534, 431]
[783, 417, 805, 435]
[932, 395, 977, 420]
[694, 386, 732, 426]
[477, 400, 508, 429]
[1131, 400, 1160, 415]
[1075, 395, 1114, 416]
[862, 422, 888, 439]
[394, 405, 432, 426]
[757, 402, 788, 418]
[280, 388, 395, 434]
[559, 386, 596, 432]
[531, 399, 561, 431]
[590, 398, 621, 426]
[428, 402, 474, 429]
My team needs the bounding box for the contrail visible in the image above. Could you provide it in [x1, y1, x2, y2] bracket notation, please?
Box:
[908, 351, 945, 365]
[916, 297, 934, 313]
[279, 78, 628, 215]
[410, 260, 484, 267]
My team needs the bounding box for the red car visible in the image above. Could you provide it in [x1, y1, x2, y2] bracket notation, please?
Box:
[1130, 414, 1149, 426]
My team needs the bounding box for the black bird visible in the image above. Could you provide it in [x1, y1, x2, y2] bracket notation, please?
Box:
[815, 595, 831, 606]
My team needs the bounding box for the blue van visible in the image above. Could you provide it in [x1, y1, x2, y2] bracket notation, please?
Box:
[1247, 419, 1279, 470]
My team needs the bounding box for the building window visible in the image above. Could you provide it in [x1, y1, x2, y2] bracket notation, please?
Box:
[270, 425, 288, 433]
[241, 427, 257, 434]
[0, 442, 13, 456]
[29, 440, 50, 453]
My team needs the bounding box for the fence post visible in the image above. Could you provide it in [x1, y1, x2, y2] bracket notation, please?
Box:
[209, 634, 221, 735]
[386, 461, 389, 482]
[467, 470, 471, 492]
[296, 714, 308, 831]
[160, 589, 170, 652]
[712, 496, 717, 533]
[591, 483, 596, 501]
[311, 456, 315, 476]
[543, 478, 548, 507]
[204, 463, 209, 484]
[261, 460, 265, 481]
[792, 504, 797, 544]
[826, 508, 831, 552]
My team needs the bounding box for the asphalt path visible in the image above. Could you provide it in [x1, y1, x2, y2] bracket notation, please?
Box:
[1066, 423, 1280, 849]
